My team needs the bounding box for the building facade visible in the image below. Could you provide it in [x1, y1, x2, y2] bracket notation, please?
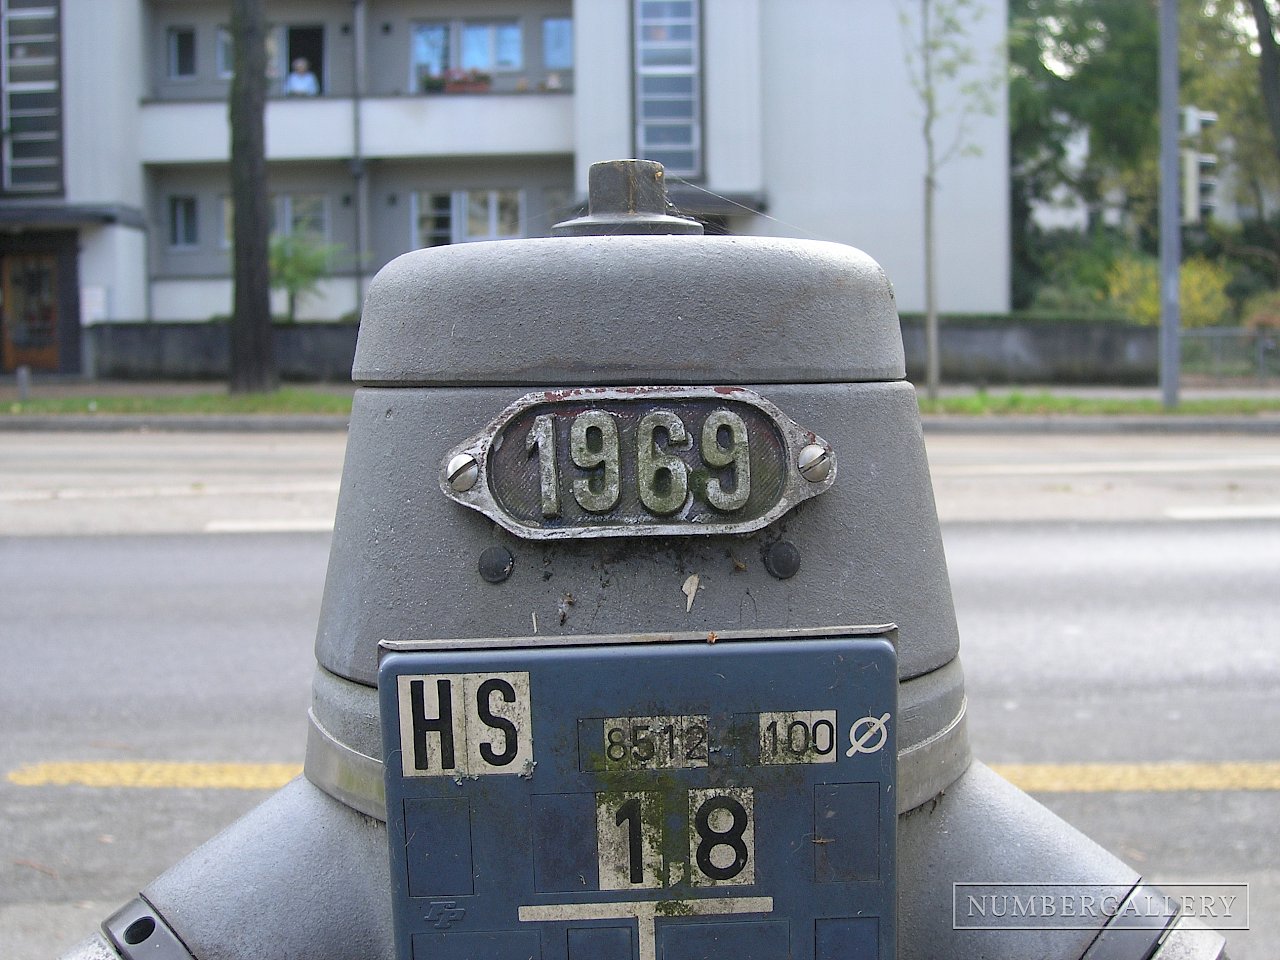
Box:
[0, 0, 1008, 375]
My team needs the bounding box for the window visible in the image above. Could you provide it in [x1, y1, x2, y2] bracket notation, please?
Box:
[216, 27, 233, 78]
[543, 17, 572, 70]
[633, 0, 701, 178]
[417, 193, 453, 247]
[414, 190, 522, 247]
[1, 1, 64, 195]
[412, 24, 450, 87]
[168, 26, 196, 79]
[283, 25, 324, 95]
[461, 21, 521, 72]
[411, 20, 521, 90]
[280, 193, 328, 240]
[219, 193, 329, 247]
[467, 189, 521, 240]
[169, 196, 198, 248]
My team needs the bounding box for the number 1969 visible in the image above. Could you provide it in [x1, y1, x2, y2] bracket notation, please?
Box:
[526, 408, 750, 518]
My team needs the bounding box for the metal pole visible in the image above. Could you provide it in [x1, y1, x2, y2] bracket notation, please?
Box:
[1159, 0, 1181, 408]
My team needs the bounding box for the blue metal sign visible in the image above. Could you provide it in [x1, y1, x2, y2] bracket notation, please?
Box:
[379, 630, 897, 960]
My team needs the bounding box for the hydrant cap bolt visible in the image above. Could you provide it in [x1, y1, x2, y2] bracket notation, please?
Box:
[552, 159, 704, 237]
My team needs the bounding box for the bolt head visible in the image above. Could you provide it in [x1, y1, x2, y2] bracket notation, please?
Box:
[797, 443, 833, 483]
[446, 453, 479, 492]
[478, 546, 515, 584]
[763, 540, 802, 580]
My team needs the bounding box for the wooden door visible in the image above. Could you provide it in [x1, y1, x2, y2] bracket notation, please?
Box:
[1, 254, 59, 371]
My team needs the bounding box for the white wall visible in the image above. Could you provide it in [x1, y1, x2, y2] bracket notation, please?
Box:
[704, 0, 764, 194]
[78, 225, 149, 322]
[62, 0, 145, 206]
[151, 279, 233, 322]
[150, 277, 361, 322]
[572, 0, 631, 194]
[755, 0, 1008, 314]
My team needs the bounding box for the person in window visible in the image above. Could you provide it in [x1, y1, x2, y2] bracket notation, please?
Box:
[284, 57, 319, 96]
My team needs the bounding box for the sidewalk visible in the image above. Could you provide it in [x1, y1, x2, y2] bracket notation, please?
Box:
[2, 376, 1280, 433]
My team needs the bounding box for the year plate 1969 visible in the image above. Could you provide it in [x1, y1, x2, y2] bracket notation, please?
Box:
[438, 386, 836, 540]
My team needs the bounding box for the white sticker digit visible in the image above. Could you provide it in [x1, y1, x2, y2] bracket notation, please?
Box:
[597, 792, 663, 890]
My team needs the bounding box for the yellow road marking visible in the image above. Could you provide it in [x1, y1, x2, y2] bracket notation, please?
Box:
[992, 762, 1280, 793]
[6, 761, 301, 790]
[7, 761, 1280, 793]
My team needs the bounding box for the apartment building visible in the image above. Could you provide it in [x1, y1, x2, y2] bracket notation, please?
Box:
[0, 0, 1008, 375]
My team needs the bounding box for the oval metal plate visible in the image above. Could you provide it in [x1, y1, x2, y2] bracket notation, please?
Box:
[439, 386, 836, 540]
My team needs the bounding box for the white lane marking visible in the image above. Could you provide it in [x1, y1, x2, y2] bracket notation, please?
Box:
[933, 457, 1280, 478]
[519, 896, 773, 960]
[1165, 504, 1280, 521]
[0, 480, 340, 502]
[203, 518, 335, 533]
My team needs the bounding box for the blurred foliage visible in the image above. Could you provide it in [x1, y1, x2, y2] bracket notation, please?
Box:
[1106, 253, 1233, 326]
[1010, 0, 1280, 323]
[1242, 287, 1280, 327]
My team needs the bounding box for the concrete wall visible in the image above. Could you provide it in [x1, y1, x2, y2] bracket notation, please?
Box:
[900, 320, 1157, 385]
[86, 322, 360, 381]
[85, 319, 1158, 385]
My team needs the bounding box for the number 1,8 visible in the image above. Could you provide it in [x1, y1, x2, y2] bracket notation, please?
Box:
[597, 788, 755, 890]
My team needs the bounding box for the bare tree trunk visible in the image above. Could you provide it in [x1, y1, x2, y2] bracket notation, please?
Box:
[228, 0, 276, 393]
[921, 0, 940, 402]
[925, 170, 939, 401]
[1249, 0, 1280, 167]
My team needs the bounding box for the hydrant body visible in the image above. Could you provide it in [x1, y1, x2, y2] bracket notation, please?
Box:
[69, 162, 1225, 960]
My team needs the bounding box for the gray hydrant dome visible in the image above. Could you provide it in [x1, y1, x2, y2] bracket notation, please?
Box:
[353, 234, 906, 387]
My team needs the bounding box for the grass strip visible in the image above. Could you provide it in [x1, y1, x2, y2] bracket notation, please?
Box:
[3, 388, 1280, 418]
[4, 387, 354, 416]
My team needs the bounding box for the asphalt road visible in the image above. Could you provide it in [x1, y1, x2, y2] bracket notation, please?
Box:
[2, 429, 1277, 959]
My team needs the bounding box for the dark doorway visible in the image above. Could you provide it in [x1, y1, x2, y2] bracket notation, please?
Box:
[0, 231, 80, 374]
[287, 26, 325, 94]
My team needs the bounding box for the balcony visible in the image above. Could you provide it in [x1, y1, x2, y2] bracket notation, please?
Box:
[141, 98, 355, 163]
[359, 93, 572, 158]
[139, 92, 572, 164]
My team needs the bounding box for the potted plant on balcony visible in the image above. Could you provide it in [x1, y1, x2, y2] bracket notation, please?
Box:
[442, 67, 492, 93]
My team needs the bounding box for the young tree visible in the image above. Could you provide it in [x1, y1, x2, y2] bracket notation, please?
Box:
[901, 0, 999, 400]
[270, 234, 344, 323]
[228, 0, 276, 393]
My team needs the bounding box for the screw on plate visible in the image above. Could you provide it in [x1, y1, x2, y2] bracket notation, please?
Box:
[797, 444, 833, 483]
[763, 540, 801, 580]
[446, 453, 479, 492]
[552, 159, 704, 237]
[478, 547, 515, 584]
